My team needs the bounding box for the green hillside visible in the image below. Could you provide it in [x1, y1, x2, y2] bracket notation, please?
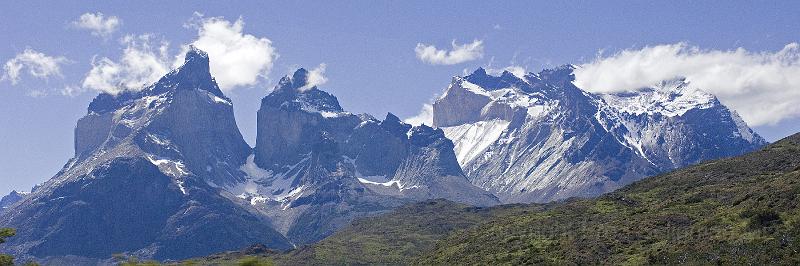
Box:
[187, 133, 800, 265]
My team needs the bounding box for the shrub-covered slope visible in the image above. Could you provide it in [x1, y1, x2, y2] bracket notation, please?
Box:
[420, 132, 800, 264]
[190, 132, 800, 265]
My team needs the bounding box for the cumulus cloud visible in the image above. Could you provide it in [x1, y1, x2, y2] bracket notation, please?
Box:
[298, 63, 328, 92]
[82, 15, 277, 95]
[82, 34, 170, 94]
[72, 12, 121, 39]
[405, 103, 434, 126]
[574, 42, 800, 126]
[177, 13, 277, 91]
[2, 49, 68, 84]
[415, 40, 484, 65]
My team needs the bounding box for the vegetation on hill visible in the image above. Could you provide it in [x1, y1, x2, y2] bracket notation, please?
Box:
[271, 133, 800, 265]
[174, 133, 800, 265]
[1, 228, 16, 266]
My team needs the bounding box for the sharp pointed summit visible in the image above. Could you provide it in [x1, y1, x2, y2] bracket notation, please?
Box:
[291, 67, 310, 88]
[165, 46, 223, 97]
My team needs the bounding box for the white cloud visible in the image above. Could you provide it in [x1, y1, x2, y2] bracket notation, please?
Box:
[82, 15, 277, 95]
[177, 13, 277, 91]
[299, 63, 328, 92]
[415, 40, 484, 65]
[2, 49, 68, 85]
[82, 34, 170, 94]
[574, 42, 800, 126]
[405, 103, 434, 126]
[72, 12, 121, 39]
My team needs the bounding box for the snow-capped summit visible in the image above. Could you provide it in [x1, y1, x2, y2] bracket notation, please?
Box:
[600, 77, 717, 117]
[433, 67, 767, 203]
[595, 77, 766, 171]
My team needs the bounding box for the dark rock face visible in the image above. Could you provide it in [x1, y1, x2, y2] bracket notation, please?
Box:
[434, 67, 767, 203]
[248, 69, 498, 245]
[255, 68, 359, 170]
[0, 48, 290, 261]
[343, 114, 410, 177]
[394, 125, 464, 184]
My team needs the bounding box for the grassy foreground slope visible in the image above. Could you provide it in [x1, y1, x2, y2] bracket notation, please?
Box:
[417, 133, 800, 265]
[190, 133, 800, 265]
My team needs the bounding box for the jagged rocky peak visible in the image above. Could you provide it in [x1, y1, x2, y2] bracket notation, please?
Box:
[596, 77, 767, 170]
[433, 77, 492, 127]
[380, 112, 412, 137]
[291, 67, 310, 88]
[434, 66, 569, 128]
[0, 190, 28, 210]
[444, 65, 582, 100]
[76, 47, 250, 185]
[182, 45, 210, 70]
[86, 46, 226, 115]
[538, 64, 576, 81]
[464, 67, 528, 90]
[403, 124, 464, 177]
[167, 45, 220, 95]
[599, 77, 720, 118]
[255, 68, 359, 169]
[459, 64, 577, 91]
[75, 48, 248, 181]
[262, 68, 345, 115]
[408, 124, 449, 147]
[432, 65, 767, 203]
[270, 67, 311, 91]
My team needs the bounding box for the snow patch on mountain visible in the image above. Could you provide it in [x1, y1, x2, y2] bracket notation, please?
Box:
[146, 155, 191, 195]
[731, 111, 757, 143]
[298, 102, 349, 118]
[232, 154, 310, 207]
[599, 78, 716, 117]
[441, 119, 510, 164]
[432, 67, 767, 203]
[207, 91, 232, 105]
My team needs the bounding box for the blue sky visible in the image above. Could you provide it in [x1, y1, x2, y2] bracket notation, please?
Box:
[1, 1, 800, 196]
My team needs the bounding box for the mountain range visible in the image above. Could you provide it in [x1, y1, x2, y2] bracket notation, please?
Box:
[434, 67, 766, 203]
[0, 48, 495, 262]
[0, 48, 768, 262]
[196, 132, 800, 265]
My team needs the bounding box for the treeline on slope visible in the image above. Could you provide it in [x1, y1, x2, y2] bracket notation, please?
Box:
[1, 228, 13, 266]
[0, 228, 37, 266]
[185, 132, 800, 265]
